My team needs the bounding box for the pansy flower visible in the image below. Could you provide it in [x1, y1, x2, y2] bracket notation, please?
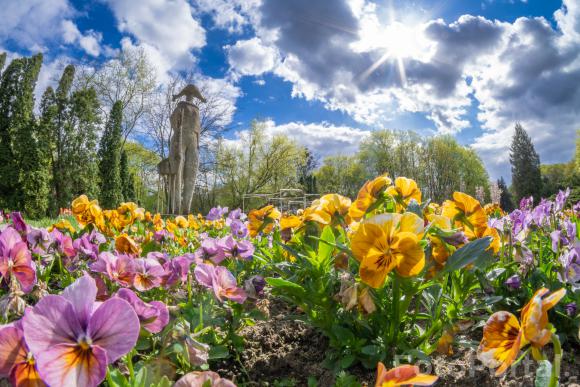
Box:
[0, 228, 36, 293]
[0, 321, 46, 386]
[22, 274, 140, 387]
[115, 288, 169, 333]
[374, 362, 438, 387]
[351, 212, 425, 288]
[133, 257, 165, 291]
[478, 287, 566, 376]
[90, 252, 136, 287]
[194, 263, 247, 304]
[219, 236, 254, 260]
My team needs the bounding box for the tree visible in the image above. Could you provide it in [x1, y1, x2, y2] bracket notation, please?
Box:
[123, 142, 160, 209]
[78, 47, 156, 142]
[497, 177, 514, 212]
[11, 54, 50, 217]
[510, 123, 542, 202]
[98, 101, 123, 208]
[216, 121, 305, 208]
[0, 53, 6, 74]
[39, 65, 100, 213]
[120, 149, 135, 202]
[298, 148, 318, 194]
[0, 57, 25, 209]
[316, 155, 367, 198]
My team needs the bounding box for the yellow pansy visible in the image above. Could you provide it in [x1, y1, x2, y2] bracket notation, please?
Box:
[348, 174, 392, 221]
[351, 212, 425, 288]
[248, 205, 281, 237]
[49, 219, 76, 234]
[477, 288, 566, 376]
[115, 233, 141, 256]
[387, 177, 422, 208]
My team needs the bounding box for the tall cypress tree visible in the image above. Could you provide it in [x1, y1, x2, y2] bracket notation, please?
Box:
[12, 54, 51, 217]
[510, 123, 542, 203]
[67, 87, 100, 201]
[120, 149, 135, 201]
[497, 177, 514, 212]
[98, 101, 123, 208]
[0, 53, 6, 74]
[0, 57, 24, 209]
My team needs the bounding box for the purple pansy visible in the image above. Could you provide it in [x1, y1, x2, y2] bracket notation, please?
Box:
[206, 206, 229, 221]
[229, 219, 249, 238]
[219, 236, 254, 260]
[22, 274, 140, 387]
[555, 188, 571, 212]
[115, 288, 169, 333]
[504, 274, 521, 290]
[163, 255, 193, 287]
[0, 228, 36, 293]
[133, 257, 165, 291]
[90, 252, 136, 287]
[194, 238, 226, 264]
[194, 263, 247, 304]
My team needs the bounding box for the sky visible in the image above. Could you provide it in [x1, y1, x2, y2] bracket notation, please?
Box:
[1, 0, 579, 181]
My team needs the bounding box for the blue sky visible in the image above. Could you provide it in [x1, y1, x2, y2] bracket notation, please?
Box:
[1, 0, 579, 181]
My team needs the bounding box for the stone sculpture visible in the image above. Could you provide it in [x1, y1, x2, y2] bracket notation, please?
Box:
[157, 84, 206, 214]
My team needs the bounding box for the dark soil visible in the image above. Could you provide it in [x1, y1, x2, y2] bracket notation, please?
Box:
[220, 297, 580, 386]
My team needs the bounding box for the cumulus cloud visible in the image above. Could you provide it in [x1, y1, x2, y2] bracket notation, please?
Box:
[224, 120, 370, 159]
[61, 20, 102, 57]
[226, 37, 278, 77]
[105, 0, 205, 71]
[214, 0, 580, 178]
[0, 0, 73, 51]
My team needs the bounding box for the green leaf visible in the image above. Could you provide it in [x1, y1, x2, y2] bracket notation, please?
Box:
[407, 199, 423, 217]
[108, 369, 129, 387]
[266, 277, 306, 298]
[360, 345, 381, 356]
[208, 345, 230, 359]
[339, 354, 356, 369]
[317, 226, 335, 269]
[439, 237, 491, 274]
[534, 360, 553, 387]
[133, 367, 147, 387]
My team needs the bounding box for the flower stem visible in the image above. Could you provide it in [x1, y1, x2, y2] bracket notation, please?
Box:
[390, 275, 401, 345]
[549, 334, 562, 387]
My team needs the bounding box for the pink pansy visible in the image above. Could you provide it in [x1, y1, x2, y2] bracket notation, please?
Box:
[90, 252, 136, 287]
[133, 258, 165, 291]
[115, 288, 169, 333]
[175, 371, 236, 387]
[0, 321, 46, 386]
[219, 236, 254, 260]
[163, 255, 193, 288]
[49, 229, 76, 258]
[0, 227, 36, 293]
[194, 263, 247, 304]
[22, 274, 140, 387]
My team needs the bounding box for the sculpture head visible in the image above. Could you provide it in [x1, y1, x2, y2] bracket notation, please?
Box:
[172, 84, 207, 103]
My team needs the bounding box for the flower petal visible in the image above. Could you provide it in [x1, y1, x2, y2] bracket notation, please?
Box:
[23, 295, 81, 353]
[61, 274, 98, 328]
[393, 233, 425, 277]
[35, 343, 107, 387]
[477, 311, 523, 375]
[10, 361, 46, 387]
[88, 298, 139, 363]
[0, 326, 27, 376]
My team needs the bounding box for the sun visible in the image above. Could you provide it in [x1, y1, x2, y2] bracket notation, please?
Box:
[353, 7, 431, 87]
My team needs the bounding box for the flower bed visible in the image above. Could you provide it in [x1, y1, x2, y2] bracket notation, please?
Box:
[0, 176, 578, 386]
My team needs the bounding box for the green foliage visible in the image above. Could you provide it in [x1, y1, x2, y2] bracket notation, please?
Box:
[99, 101, 123, 208]
[216, 120, 306, 208]
[316, 155, 367, 198]
[356, 130, 490, 202]
[0, 54, 51, 217]
[120, 149, 135, 202]
[510, 123, 542, 203]
[39, 65, 100, 214]
[123, 141, 160, 209]
[0, 53, 6, 74]
[497, 177, 515, 212]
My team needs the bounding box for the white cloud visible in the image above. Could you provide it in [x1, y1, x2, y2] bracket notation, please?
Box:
[0, 0, 73, 51]
[105, 0, 205, 70]
[226, 37, 278, 77]
[223, 120, 370, 159]
[61, 20, 102, 57]
[195, 0, 260, 33]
